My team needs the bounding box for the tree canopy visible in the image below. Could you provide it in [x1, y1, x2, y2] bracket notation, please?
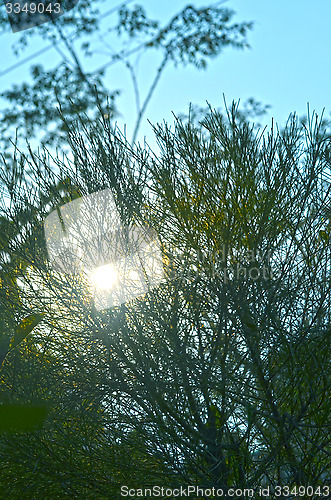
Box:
[0, 0, 253, 150]
[0, 104, 330, 497]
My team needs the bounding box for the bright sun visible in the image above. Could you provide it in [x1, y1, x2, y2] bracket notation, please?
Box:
[90, 263, 119, 290]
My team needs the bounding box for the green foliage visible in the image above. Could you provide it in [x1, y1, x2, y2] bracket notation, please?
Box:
[1, 313, 43, 367]
[0, 63, 118, 147]
[0, 1, 253, 149]
[9, 313, 44, 351]
[0, 404, 49, 433]
[147, 5, 253, 68]
[0, 104, 330, 494]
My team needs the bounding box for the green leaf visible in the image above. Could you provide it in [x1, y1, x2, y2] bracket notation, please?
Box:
[0, 405, 49, 434]
[242, 313, 259, 332]
[0, 346, 8, 368]
[9, 313, 43, 351]
[210, 404, 224, 429]
[319, 229, 329, 243]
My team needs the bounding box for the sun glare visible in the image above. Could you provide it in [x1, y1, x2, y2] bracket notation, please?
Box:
[90, 263, 119, 290]
[128, 270, 140, 281]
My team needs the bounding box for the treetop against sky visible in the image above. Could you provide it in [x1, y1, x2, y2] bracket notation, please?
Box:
[0, 0, 330, 148]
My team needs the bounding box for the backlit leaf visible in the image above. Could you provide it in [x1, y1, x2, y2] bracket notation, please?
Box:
[9, 313, 44, 351]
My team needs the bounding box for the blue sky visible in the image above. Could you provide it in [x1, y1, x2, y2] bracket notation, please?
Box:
[1, 0, 331, 147]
